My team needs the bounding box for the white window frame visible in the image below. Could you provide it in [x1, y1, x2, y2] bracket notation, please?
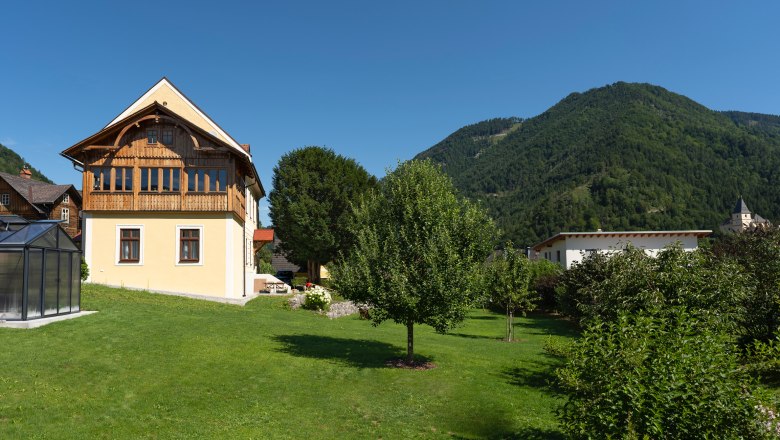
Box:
[0, 193, 9, 206]
[62, 194, 69, 204]
[61, 208, 69, 222]
[115, 224, 144, 265]
[175, 225, 204, 266]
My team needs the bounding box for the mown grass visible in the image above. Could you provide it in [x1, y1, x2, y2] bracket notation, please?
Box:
[0, 284, 576, 439]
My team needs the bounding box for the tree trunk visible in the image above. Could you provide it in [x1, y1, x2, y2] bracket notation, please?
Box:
[506, 305, 511, 341]
[406, 321, 414, 364]
[509, 310, 514, 342]
[307, 260, 321, 284]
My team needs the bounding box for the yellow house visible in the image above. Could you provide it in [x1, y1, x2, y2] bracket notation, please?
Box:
[61, 78, 264, 302]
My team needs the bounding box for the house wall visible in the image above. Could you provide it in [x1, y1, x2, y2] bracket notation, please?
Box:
[46, 191, 81, 238]
[544, 235, 700, 269]
[84, 212, 247, 298]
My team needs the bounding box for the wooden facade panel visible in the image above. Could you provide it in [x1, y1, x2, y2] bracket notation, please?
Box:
[183, 193, 228, 211]
[137, 193, 182, 211]
[88, 193, 133, 211]
[0, 181, 42, 218]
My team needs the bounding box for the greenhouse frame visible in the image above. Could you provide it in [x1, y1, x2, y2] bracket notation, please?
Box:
[0, 216, 81, 321]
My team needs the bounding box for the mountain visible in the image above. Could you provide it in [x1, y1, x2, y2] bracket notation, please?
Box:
[0, 143, 52, 183]
[415, 82, 780, 246]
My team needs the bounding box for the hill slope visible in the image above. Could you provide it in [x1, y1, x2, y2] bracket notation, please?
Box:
[416, 82, 780, 246]
[0, 143, 52, 183]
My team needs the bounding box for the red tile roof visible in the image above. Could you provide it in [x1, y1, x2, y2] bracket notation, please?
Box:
[253, 228, 274, 243]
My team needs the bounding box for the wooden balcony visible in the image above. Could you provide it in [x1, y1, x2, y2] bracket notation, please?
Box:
[86, 191, 240, 219]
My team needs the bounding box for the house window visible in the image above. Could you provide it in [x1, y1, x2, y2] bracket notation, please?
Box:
[0, 194, 8, 206]
[62, 194, 69, 204]
[114, 168, 133, 192]
[147, 130, 158, 144]
[162, 168, 180, 192]
[556, 250, 561, 263]
[119, 228, 140, 263]
[162, 129, 174, 144]
[179, 228, 201, 263]
[92, 168, 111, 191]
[186, 168, 226, 193]
[61, 208, 69, 222]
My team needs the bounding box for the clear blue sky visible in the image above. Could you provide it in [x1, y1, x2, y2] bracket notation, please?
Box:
[2, 1, 779, 225]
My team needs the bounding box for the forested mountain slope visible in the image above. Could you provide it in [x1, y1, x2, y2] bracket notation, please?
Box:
[0, 143, 52, 183]
[415, 82, 780, 246]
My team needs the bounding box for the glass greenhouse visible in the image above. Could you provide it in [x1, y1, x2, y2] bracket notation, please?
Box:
[0, 217, 81, 321]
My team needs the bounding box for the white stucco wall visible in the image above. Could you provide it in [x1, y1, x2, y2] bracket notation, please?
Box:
[534, 233, 702, 269]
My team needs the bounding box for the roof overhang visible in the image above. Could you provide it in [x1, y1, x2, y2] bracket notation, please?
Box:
[531, 230, 713, 251]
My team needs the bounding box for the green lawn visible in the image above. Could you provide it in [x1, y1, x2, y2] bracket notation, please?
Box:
[0, 285, 575, 439]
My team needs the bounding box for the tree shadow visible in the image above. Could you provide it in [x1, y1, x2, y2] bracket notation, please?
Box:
[447, 332, 503, 340]
[272, 334, 432, 368]
[449, 426, 565, 439]
[468, 315, 501, 320]
[514, 313, 578, 338]
[502, 364, 561, 395]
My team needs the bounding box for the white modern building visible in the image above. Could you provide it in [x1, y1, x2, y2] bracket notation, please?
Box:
[530, 230, 712, 269]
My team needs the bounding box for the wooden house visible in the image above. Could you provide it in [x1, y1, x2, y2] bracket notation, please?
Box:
[0, 169, 82, 239]
[61, 78, 264, 301]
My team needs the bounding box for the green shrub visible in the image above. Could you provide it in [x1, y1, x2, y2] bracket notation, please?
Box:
[257, 261, 275, 274]
[556, 246, 749, 334]
[303, 286, 331, 311]
[80, 257, 89, 281]
[556, 309, 767, 439]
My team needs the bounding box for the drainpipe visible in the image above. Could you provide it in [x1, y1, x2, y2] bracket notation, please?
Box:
[242, 183, 247, 297]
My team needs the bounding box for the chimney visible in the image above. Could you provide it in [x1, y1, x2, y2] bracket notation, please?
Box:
[241, 144, 251, 153]
[19, 165, 32, 179]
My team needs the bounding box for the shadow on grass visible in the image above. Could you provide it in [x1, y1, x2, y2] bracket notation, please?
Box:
[273, 334, 433, 368]
[503, 364, 562, 395]
[468, 315, 501, 320]
[450, 426, 565, 440]
[514, 313, 579, 338]
[447, 332, 502, 340]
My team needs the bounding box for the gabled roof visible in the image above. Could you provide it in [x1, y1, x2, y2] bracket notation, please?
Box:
[733, 197, 751, 214]
[253, 228, 274, 243]
[531, 230, 713, 251]
[0, 172, 78, 212]
[104, 78, 248, 159]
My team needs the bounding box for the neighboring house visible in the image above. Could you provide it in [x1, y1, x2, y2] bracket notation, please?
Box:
[0, 168, 82, 238]
[720, 197, 771, 233]
[530, 230, 712, 269]
[60, 78, 265, 301]
[269, 236, 330, 279]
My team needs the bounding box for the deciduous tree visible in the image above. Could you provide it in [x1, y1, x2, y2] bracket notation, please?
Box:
[333, 160, 497, 364]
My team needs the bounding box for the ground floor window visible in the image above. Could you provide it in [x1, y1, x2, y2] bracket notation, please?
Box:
[116, 226, 143, 264]
[177, 226, 203, 264]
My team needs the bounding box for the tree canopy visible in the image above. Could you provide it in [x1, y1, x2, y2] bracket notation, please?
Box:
[269, 146, 377, 282]
[333, 159, 497, 364]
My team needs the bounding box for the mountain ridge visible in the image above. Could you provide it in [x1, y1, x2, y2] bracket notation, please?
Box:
[415, 82, 780, 246]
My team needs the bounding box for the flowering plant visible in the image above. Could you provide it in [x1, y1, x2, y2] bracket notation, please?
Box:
[304, 285, 332, 311]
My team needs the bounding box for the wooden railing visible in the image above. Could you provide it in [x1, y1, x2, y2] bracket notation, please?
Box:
[87, 192, 232, 213]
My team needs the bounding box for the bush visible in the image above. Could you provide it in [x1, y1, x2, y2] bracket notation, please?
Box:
[80, 257, 89, 281]
[303, 285, 331, 311]
[257, 261, 275, 274]
[556, 246, 749, 334]
[556, 309, 767, 439]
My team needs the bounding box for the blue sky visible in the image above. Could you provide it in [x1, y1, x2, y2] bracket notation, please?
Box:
[2, 1, 779, 225]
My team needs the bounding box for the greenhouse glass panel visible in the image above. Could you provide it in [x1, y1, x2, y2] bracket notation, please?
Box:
[70, 253, 80, 312]
[29, 226, 57, 249]
[44, 251, 59, 316]
[1, 223, 53, 245]
[58, 229, 78, 251]
[0, 252, 23, 319]
[58, 252, 71, 313]
[27, 250, 42, 318]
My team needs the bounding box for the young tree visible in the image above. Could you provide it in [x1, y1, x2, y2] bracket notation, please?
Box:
[485, 242, 535, 341]
[269, 146, 377, 283]
[333, 160, 497, 364]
